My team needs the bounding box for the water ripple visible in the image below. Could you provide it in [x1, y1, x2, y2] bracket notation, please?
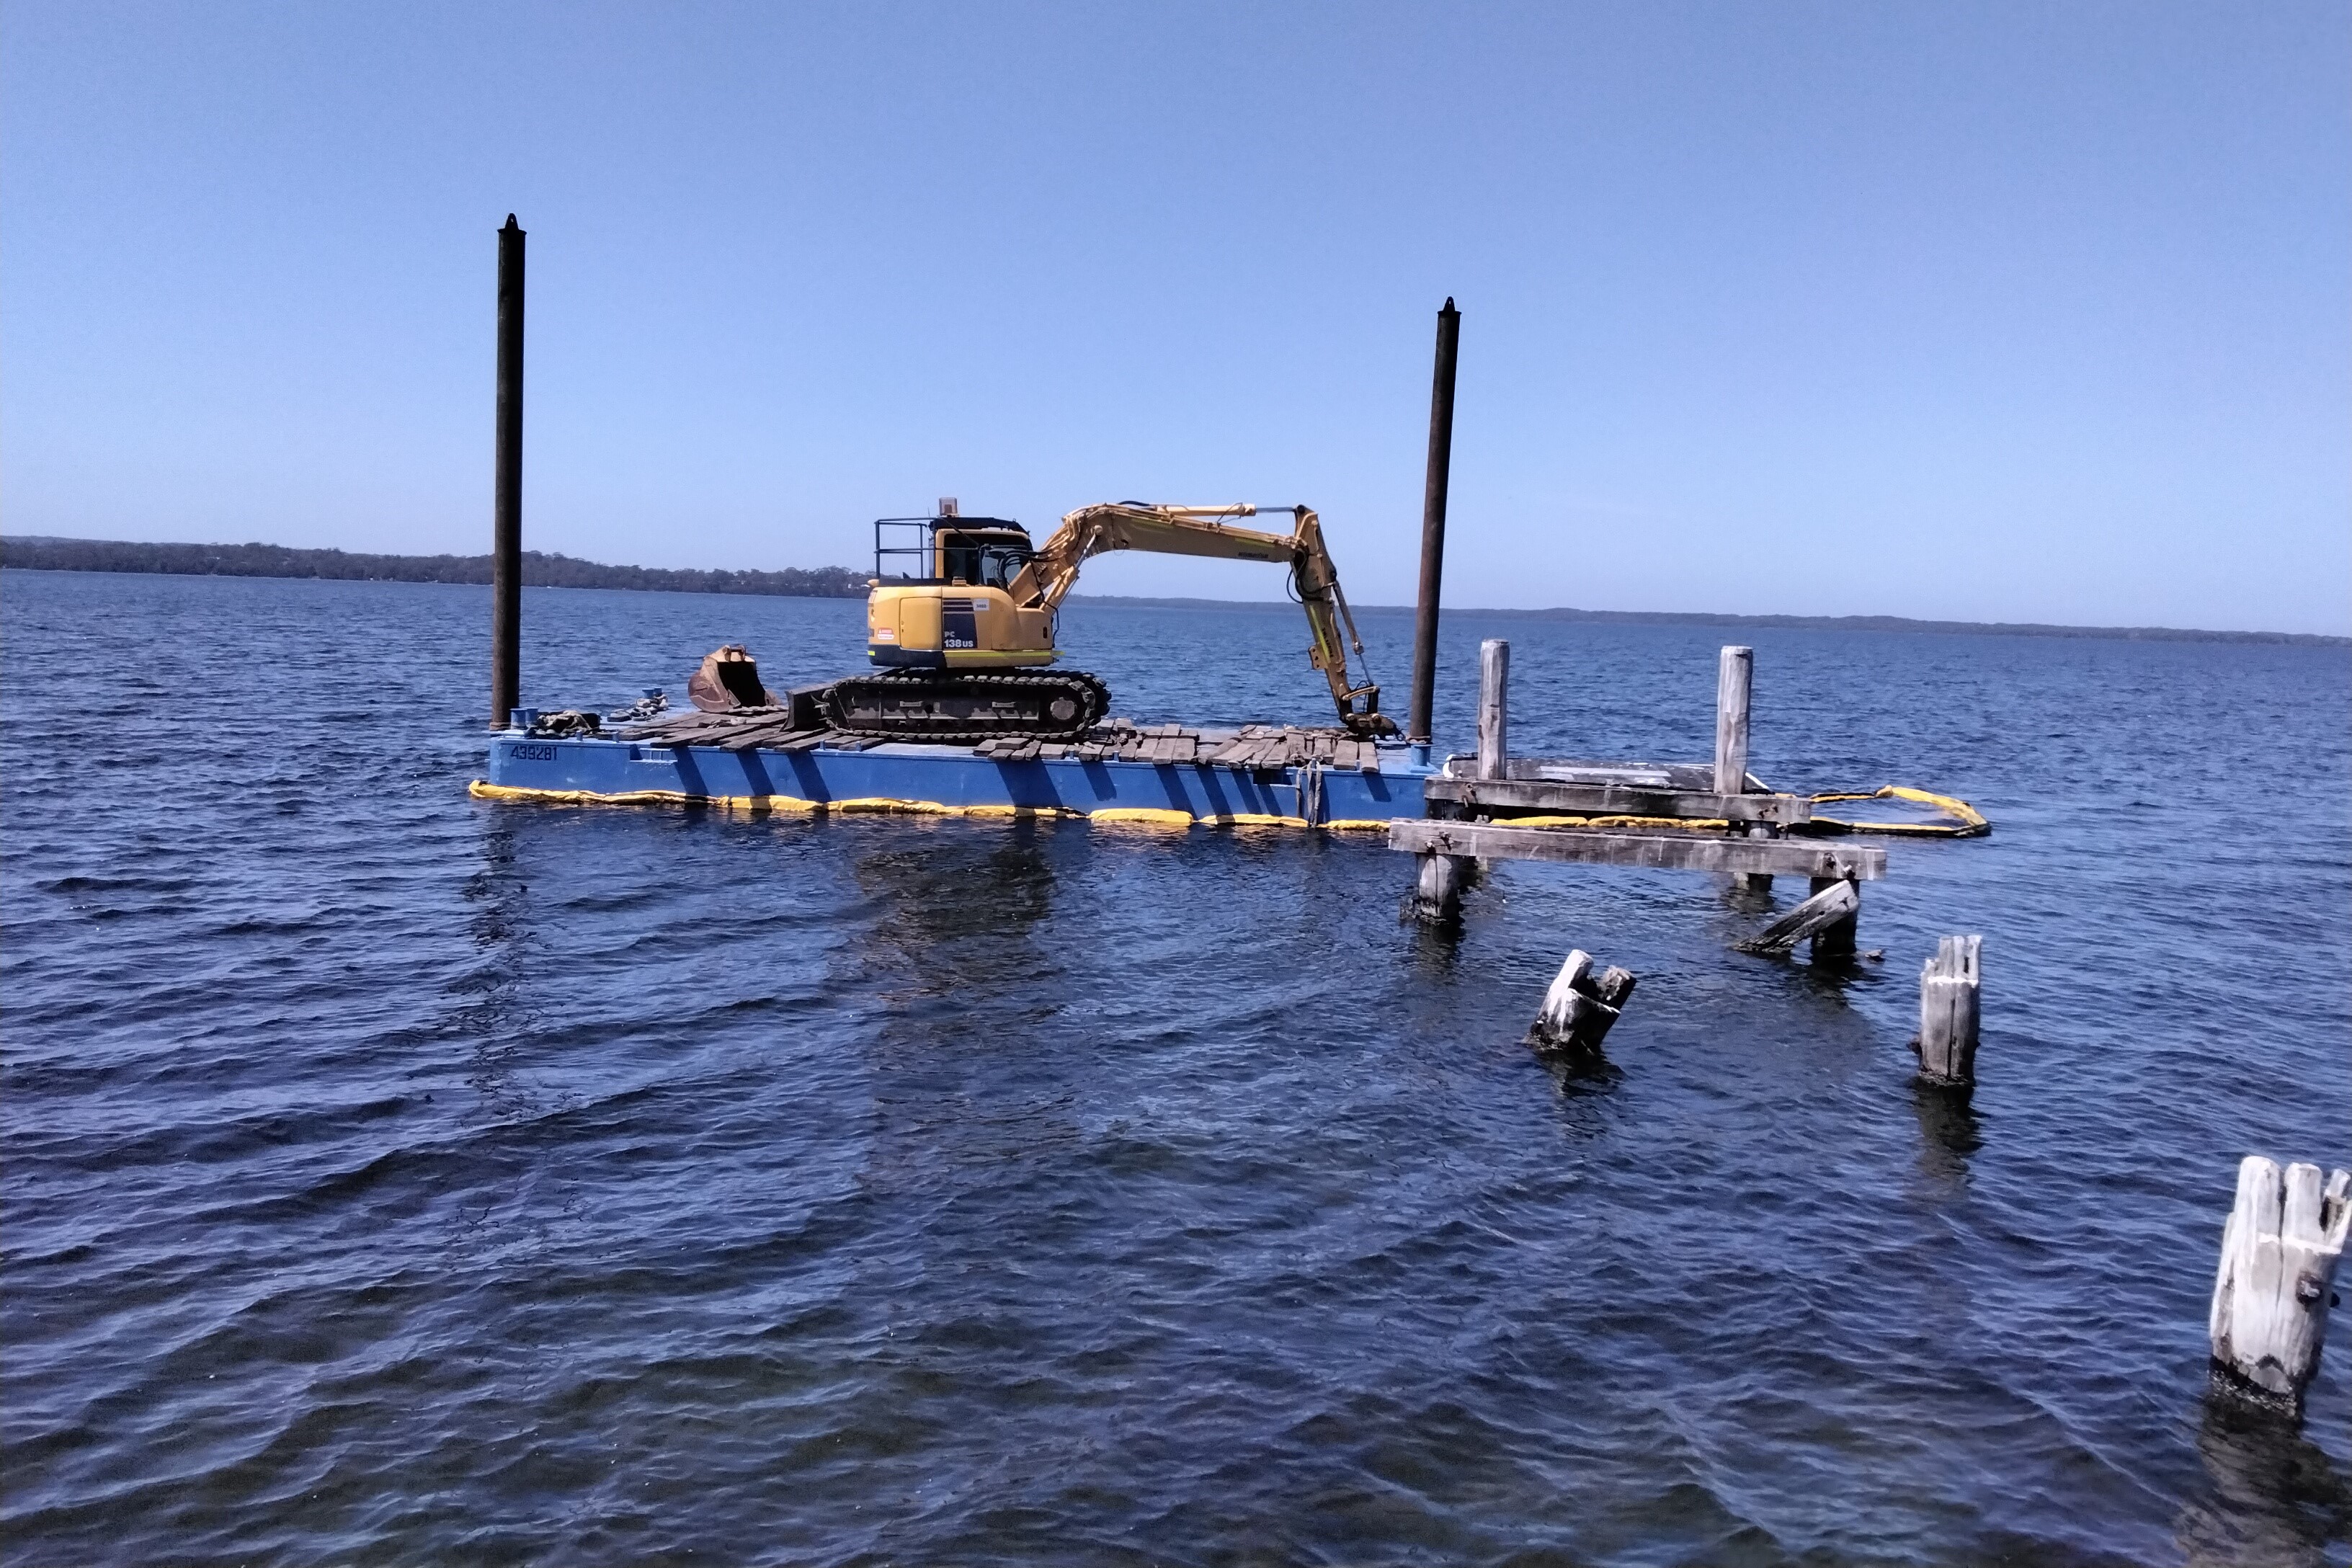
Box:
[3, 570, 2347, 1564]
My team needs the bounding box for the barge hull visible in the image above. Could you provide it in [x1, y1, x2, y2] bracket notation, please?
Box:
[479, 734, 1430, 827]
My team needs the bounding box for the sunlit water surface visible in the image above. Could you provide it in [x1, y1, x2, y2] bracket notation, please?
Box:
[4, 569, 2347, 1566]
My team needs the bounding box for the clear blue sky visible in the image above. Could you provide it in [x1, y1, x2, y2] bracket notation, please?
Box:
[4, 2, 2346, 633]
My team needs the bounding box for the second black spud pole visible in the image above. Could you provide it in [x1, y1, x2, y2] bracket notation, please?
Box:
[1407, 297, 1460, 750]
[490, 213, 526, 729]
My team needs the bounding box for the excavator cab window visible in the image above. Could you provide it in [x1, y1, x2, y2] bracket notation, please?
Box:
[981, 545, 1030, 588]
[936, 531, 1031, 589]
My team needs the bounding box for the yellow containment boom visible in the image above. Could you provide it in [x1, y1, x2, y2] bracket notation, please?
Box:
[1005, 502, 1395, 737]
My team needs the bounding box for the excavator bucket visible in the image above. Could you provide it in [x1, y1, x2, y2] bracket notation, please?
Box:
[687, 644, 778, 711]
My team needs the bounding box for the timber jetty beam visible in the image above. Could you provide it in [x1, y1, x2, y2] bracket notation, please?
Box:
[1390, 819, 1885, 881]
[1422, 776, 1812, 826]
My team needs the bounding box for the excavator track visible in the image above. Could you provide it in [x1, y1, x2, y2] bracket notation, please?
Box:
[821, 669, 1111, 744]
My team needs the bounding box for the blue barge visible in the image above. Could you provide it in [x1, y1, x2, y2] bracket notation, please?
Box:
[476, 721, 1435, 829]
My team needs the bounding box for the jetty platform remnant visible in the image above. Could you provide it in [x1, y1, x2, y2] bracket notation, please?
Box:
[1394, 639, 1887, 934]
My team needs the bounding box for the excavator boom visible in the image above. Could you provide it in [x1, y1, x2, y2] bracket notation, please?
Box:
[1007, 503, 1394, 737]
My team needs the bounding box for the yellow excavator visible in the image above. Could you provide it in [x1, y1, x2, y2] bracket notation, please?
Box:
[820, 500, 1395, 743]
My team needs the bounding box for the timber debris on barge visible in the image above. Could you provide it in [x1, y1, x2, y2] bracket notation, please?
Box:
[620, 708, 1393, 772]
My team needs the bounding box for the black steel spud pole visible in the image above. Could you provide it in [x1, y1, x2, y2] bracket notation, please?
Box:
[1407, 297, 1460, 748]
[489, 214, 526, 729]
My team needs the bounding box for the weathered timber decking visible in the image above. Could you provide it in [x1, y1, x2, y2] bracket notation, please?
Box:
[615, 711, 1386, 771]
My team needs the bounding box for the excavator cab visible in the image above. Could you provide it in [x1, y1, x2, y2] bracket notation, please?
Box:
[863, 507, 1060, 670]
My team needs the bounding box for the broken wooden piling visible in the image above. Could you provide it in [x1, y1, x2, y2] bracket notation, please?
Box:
[1806, 875, 1859, 960]
[2209, 1156, 2351, 1413]
[1526, 950, 1636, 1055]
[1915, 935, 1982, 1086]
[1734, 876, 1861, 958]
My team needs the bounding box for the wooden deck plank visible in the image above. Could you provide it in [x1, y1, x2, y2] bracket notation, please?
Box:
[1502, 759, 1721, 790]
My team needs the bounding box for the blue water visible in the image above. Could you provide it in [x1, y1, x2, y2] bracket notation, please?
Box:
[4, 567, 2347, 1567]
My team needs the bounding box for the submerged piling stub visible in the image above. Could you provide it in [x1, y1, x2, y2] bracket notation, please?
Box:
[1915, 935, 1982, 1086]
[2209, 1157, 2351, 1413]
[1412, 851, 1470, 923]
[1527, 950, 1637, 1055]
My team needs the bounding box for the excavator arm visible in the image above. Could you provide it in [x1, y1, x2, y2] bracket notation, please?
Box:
[1006, 503, 1396, 737]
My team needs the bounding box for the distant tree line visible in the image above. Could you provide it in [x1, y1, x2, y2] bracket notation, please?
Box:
[0, 536, 868, 599]
[8, 535, 2338, 645]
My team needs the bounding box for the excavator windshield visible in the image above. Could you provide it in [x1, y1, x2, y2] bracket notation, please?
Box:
[938, 532, 1033, 589]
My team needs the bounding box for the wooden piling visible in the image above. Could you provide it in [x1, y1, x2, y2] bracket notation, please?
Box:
[1527, 950, 1636, 1055]
[1407, 298, 1461, 747]
[1476, 638, 1510, 780]
[489, 214, 526, 729]
[2209, 1156, 2351, 1412]
[1714, 646, 1752, 796]
[1916, 935, 1982, 1086]
[1716, 647, 1768, 891]
[1411, 850, 1469, 923]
